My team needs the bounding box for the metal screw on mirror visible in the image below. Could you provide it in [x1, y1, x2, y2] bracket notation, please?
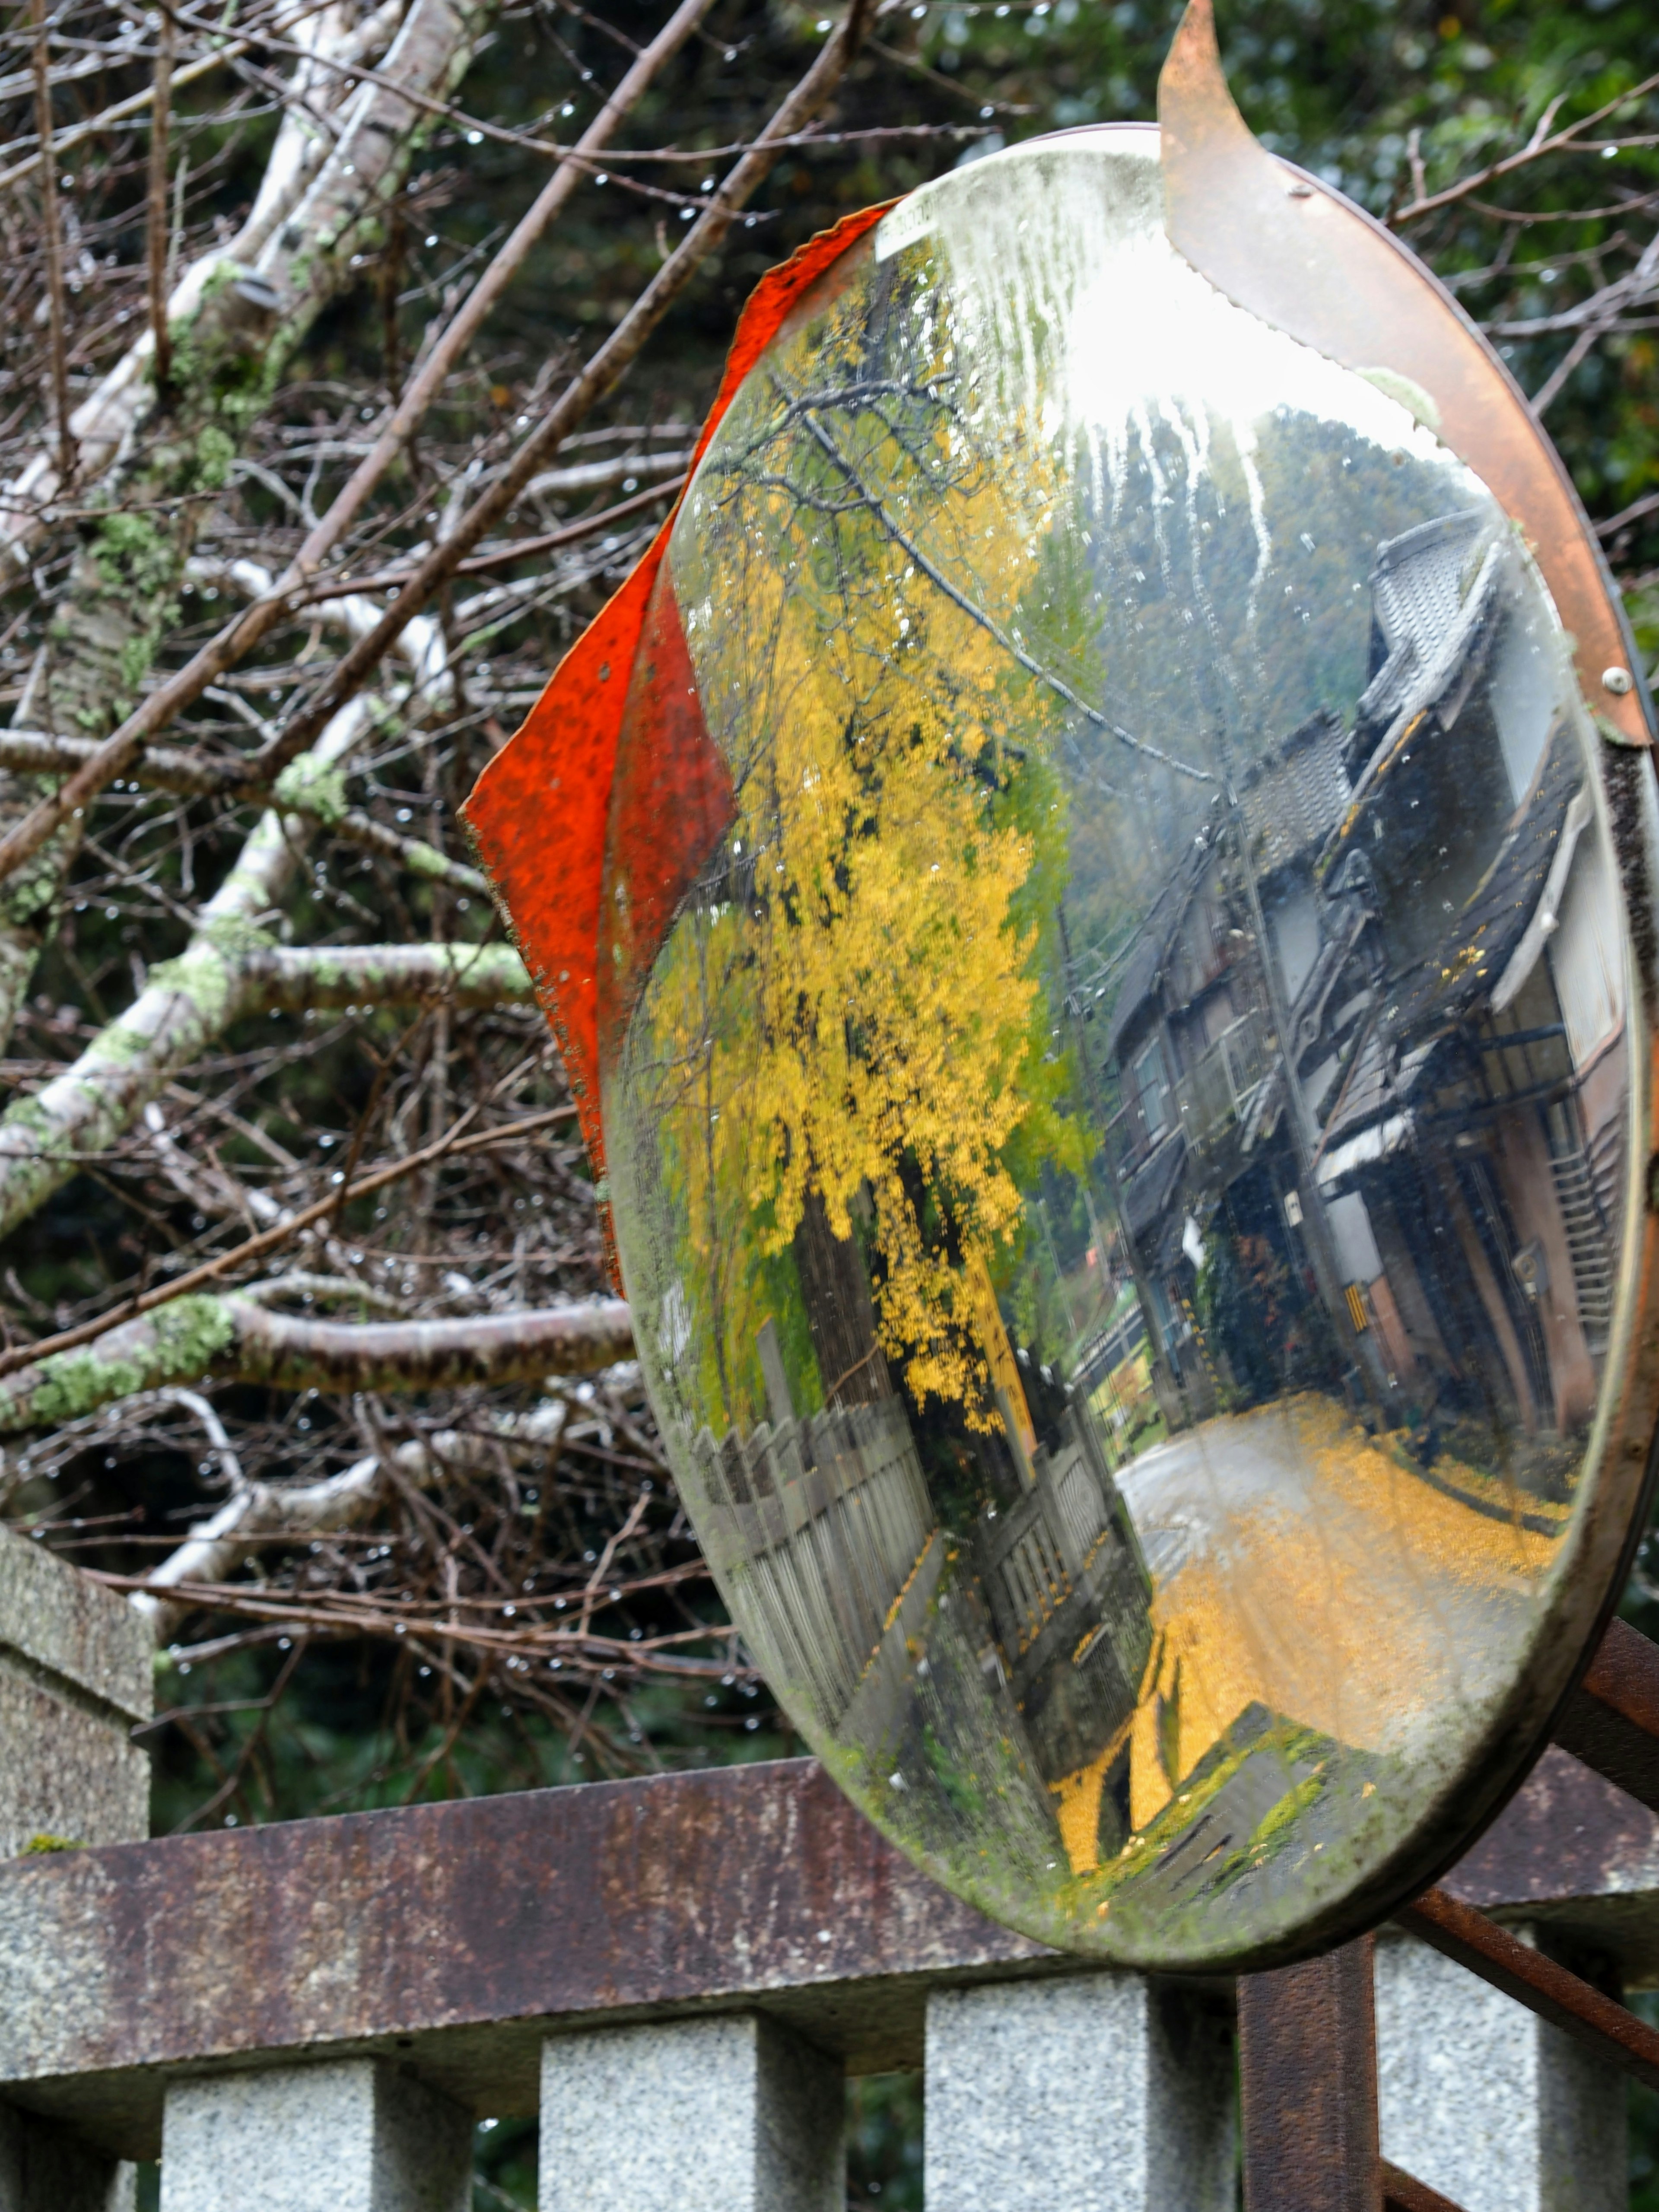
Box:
[1602, 666, 1634, 696]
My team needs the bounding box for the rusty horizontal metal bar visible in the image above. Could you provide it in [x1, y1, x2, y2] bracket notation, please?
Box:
[1398, 1885, 1659, 2091]
[1551, 1615, 1659, 1813]
[0, 1757, 1049, 2159]
[3, 1744, 1657, 2163]
[1381, 2160, 1465, 2212]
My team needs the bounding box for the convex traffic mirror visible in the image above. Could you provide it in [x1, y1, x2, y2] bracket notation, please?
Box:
[468, 0, 1659, 1970]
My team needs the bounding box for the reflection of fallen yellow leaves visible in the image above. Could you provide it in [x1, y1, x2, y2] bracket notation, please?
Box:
[1050, 1713, 1131, 1873]
[1055, 1395, 1565, 1870]
[1128, 1563, 1272, 1834]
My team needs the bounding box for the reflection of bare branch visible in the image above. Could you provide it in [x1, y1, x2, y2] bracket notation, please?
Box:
[797, 408, 1215, 785]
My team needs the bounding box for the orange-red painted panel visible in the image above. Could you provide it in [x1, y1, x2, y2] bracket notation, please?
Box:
[463, 202, 892, 1225]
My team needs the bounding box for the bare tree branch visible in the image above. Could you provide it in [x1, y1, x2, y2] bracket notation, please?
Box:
[0, 1295, 632, 1434]
[0, 0, 888, 884]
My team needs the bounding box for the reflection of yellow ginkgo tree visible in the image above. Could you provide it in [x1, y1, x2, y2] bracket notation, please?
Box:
[626, 245, 1091, 1430]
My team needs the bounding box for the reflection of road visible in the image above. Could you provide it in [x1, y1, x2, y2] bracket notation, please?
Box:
[1114, 1395, 1558, 1831]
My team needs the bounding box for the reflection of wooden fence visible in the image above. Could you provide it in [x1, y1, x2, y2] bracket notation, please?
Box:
[690, 1402, 935, 1734]
[976, 1413, 1154, 1782]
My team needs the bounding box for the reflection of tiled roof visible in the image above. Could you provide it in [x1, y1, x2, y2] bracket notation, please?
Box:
[1317, 730, 1579, 1157]
[1381, 727, 1577, 1049]
[1122, 1129, 1188, 1243]
[1239, 711, 1350, 880]
[1104, 836, 1214, 1063]
[1353, 510, 1486, 747]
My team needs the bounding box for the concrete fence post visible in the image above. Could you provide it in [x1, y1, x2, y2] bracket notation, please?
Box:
[158, 2059, 473, 2212]
[0, 2104, 134, 2212]
[1375, 1927, 1626, 2212]
[925, 1973, 1234, 2212]
[0, 1523, 152, 1859]
[539, 2013, 845, 2212]
[0, 1524, 152, 2210]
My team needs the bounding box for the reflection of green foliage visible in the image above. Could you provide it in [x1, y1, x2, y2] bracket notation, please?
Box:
[1249, 1771, 1325, 1854]
[625, 249, 1098, 1438]
[922, 1721, 985, 1822]
[1195, 1230, 1278, 1410]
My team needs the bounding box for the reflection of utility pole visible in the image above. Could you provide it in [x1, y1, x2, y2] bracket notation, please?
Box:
[1181, 525, 1393, 1418]
[1220, 785, 1395, 1415]
[1057, 905, 1188, 1432]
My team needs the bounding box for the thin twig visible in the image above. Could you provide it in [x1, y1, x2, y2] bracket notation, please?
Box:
[29, 0, 75, 482]
[146, 0, 177, 395]
[0, 1107, 577, 1380]
[0, 0, 737, 884]
[249, 0, 887, 781]
[0, 0, 341, 194]
[1393, 70, 1659, 225]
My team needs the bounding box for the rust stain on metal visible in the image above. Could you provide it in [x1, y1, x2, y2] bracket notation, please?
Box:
[7, 1747, 1659, 2159]
[1553, 1615, 1659, 1812]
[0, 1758, 1049, 2154]
[1446, 1745, 1659, 1912]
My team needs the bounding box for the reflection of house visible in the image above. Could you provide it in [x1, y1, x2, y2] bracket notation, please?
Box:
[1297, 513, 1623, 1445]
[1101, 712, 1353, 1408]
[1100, 507, 1624, 1471]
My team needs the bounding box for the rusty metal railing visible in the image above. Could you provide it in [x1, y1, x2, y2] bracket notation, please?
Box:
[3, 1618, 1658, 2206]
[1238, 1614, 1659, 2211]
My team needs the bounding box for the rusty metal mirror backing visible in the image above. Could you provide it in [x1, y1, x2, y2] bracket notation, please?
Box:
[469, 7, 1659, 1973]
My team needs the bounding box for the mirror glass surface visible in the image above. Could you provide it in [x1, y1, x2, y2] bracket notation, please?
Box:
[600, 130, 1638, 1966]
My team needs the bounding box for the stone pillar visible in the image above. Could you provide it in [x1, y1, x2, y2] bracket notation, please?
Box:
[0, 1524, 151, 1856]
[0, 2104, 134, 2211]
[159, 2059, 473, 2212]
[1375, 1928, 1625, 2212]
[925, 1972, 1234, 2212]
[539, 2013, 844, 2212]
[0, 1525, 151, 2209]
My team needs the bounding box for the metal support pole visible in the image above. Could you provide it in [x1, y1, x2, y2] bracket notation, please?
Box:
[1238, 1935, 1381, 2212]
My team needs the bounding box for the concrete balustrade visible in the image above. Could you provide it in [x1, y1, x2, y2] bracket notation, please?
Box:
[925, 1973, 1234, 2212]
[540, 2014, 843, 2212]
[0, 1549, 1646, 2212]
[158, 2059, 472, 2212]
[1375, 1929, 1626, 2212]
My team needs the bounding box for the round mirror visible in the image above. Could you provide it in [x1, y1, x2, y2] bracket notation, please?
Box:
[472, 116, 1659, 1970]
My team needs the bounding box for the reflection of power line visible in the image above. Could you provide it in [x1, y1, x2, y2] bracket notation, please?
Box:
[795, 407, 1216, 787]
